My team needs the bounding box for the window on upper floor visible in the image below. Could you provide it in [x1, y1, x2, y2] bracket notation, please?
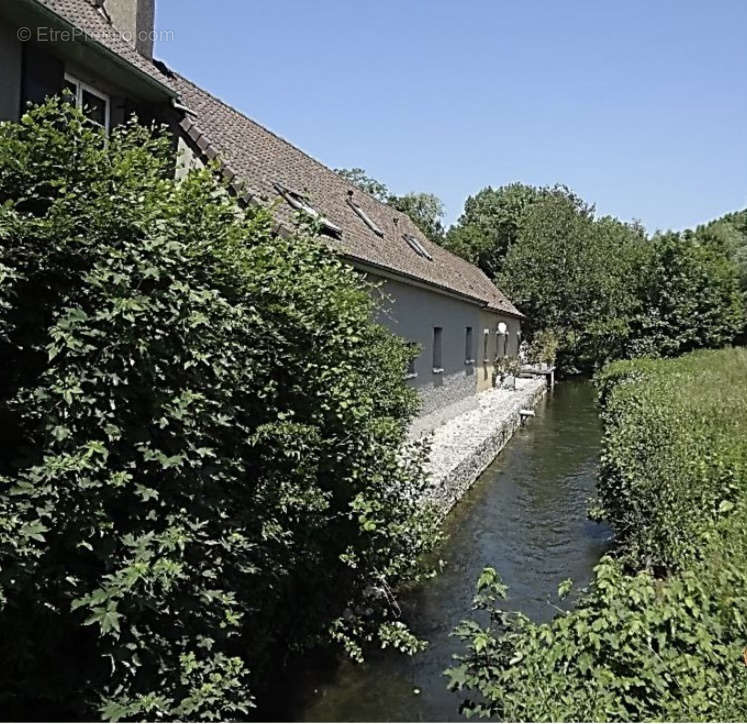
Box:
[403, 233, 433, 260]
[64, 74, 110, 132]
[274, 181, 342, 238]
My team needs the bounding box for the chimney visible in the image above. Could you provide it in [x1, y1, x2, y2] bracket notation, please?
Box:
[104, 0, 156, 59]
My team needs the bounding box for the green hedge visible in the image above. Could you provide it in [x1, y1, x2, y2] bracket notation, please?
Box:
[0, 100, 439, 720]
[448, 348, 747, 721]
[595, 349, 747, 569]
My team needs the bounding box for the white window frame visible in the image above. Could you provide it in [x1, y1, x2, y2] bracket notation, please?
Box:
[347, 196, 384, 237]
[274, 182, 342, 237]
[64, 73, 111, 133]
[402, 232, 433, 261]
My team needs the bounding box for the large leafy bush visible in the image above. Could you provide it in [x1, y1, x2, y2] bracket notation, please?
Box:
[448, 348, 747, 721]
[0, 100, 438, 720]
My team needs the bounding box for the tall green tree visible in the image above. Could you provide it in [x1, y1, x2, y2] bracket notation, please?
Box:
[496, 195, 647, 372]
[444, 183, 589, 278]
[693, 209, 747, 335]
[630, 231, 744, 357]
[388, 191, 445, 243]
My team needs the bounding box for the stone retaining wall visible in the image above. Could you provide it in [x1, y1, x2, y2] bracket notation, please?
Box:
[422, 377, 547, 515]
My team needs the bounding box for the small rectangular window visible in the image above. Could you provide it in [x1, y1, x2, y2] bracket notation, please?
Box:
[403, 233, 433, 261]
[404, 341, 418, 379]
[63, 73, 110, 132]
[433, 327, 443, 372]
[347, 196, 384, 237]
[465, 326, 473, 363]
[274, 181, 342, 238]
[483, 329, 489, 362]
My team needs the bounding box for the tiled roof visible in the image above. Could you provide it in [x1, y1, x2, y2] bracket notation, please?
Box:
[31, 0, 175, 94]
[168, 71, 521, 317]
[24, 0, 519, 316]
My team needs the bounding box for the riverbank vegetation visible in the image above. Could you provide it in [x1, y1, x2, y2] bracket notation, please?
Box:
[0, 101, 440, 720]
[448, 347, 747, 721]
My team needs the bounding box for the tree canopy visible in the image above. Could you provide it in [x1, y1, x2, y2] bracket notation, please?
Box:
[444, 182, 744, 372]
[443, 183, 588, 278]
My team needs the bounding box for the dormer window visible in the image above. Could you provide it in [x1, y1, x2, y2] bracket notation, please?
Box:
[64, 74, 110, 132]
[403, 233, 433, 260]
[347, 195, 384, 237]
[274, 182, 342, 238]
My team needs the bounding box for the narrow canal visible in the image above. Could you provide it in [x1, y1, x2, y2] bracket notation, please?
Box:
[285, 379, 610, 722]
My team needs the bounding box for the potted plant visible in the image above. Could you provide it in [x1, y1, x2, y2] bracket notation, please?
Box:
[493, 356, 508, 388]
[505, 355, 522, 390]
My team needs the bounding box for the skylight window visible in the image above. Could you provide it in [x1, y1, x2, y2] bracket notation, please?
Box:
[402, 233, 433, 260]
[273, 182, 342, 237]
[347, 197, 384, 237]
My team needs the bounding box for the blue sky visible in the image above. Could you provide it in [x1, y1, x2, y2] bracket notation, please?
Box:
[156, 1, 747, 232]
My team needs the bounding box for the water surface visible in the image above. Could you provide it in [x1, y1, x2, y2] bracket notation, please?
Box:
[288, 380, 610, 722]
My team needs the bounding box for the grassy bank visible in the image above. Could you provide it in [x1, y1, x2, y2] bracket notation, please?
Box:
[448, 347, 747, 721]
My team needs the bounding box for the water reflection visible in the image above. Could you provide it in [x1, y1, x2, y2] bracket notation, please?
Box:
[286, 380, 611, 722]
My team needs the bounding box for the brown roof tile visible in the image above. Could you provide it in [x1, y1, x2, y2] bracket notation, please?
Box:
[32, 0, 175, 95]
[22, 0, 519, 316]
[169, 71, 521, 317]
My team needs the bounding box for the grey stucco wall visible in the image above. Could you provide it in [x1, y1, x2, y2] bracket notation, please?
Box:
[0, 21, 22, 122]
[371, 275, 482, 416]
[495, 312, 522, 358]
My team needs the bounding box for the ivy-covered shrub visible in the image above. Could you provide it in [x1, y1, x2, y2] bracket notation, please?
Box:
[0, 100, 438, 720]
[448, 347, 747, 721]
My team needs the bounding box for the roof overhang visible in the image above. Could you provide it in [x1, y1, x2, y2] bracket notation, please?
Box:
[348, 255, 525, 317]
[1, 0, 176, 101]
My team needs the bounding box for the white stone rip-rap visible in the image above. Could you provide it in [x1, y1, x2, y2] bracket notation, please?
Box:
[418, 377, 547, 515]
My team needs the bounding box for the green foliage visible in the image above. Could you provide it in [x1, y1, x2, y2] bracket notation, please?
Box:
[629, 232, 744, 359]
[334, 167, 390, 203]
[694, 209, 747, 319]
[0, 99, 440, 720]
[594, 348, 747, 569]
[446, 182, 744, 374]
[444, 183, 586, 278]
[527, 328, 559, 365]
[448, 348, 747, 721]
[497, 196, 650, 372]
[388, 192, 445, 243]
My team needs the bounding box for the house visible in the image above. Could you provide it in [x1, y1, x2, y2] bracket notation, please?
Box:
[0, 0, 524, 421]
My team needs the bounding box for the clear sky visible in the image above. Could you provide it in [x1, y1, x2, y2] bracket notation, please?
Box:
[155, 1, 747, 232]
